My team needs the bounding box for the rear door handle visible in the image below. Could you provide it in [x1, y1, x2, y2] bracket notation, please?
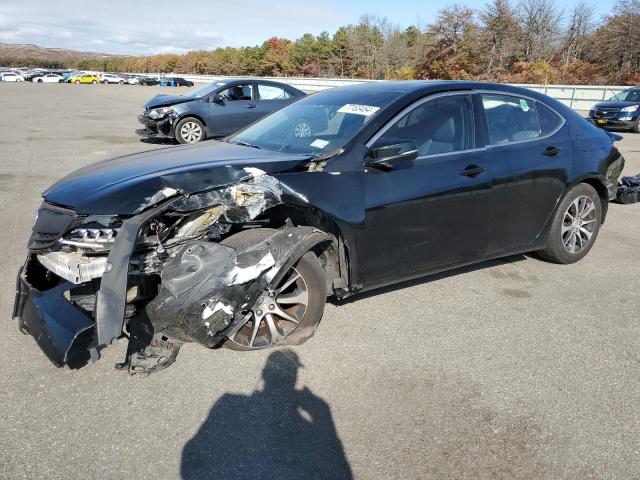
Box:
[246, 104, 256, 109]
[458, 165, 486, 178]
[543, 146, 561, 157]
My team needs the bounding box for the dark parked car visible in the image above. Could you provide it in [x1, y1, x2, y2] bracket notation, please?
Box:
[589, 88, 640, 132]
[136, 79, 305, 143]
[14, 81, 625, 374]
[167, 77, 194, 87]
[138, 76, 161, 86]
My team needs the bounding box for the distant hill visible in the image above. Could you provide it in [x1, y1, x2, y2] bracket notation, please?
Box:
[0, 43, 121, 61]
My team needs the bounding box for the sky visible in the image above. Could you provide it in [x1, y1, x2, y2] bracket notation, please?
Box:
[0, 0, 616, 56]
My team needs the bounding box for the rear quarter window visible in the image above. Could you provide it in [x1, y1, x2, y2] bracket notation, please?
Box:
[537, 102, 564, 135]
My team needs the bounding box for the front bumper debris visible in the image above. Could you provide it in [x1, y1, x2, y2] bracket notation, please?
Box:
[14, 263, 96, 367]
[136, 114, 173, 138]
[616, 174, 640, 204]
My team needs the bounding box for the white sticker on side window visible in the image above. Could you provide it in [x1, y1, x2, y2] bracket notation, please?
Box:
[520, 99, 530, 112]
[310, 139, 330, 149]
[337, 104, 381, 116]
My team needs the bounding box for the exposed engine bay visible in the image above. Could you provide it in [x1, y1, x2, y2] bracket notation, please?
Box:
[14, 169, 338, 375]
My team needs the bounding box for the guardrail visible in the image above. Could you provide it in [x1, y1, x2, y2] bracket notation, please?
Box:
[144, 73, 629, 111]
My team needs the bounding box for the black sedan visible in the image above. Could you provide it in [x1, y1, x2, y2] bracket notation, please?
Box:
[14, 81, 625, 374]
[167, 77, 194, 87]
[136, 79, 305, 143]
[589, 88, 640, 132]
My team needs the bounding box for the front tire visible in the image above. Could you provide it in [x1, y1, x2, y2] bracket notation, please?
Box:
[538, 183, 602, 264]
[633, 117, 640, 133]
[220, 228, 327, 351]
[175, 117, 206, 144]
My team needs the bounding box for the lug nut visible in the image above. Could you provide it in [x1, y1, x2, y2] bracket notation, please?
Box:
[268, 304, 275, 310]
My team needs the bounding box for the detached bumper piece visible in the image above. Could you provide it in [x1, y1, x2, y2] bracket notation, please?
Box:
[13, 259, 96, 368]
[136, 114, 172, 138]
[616, 174, 640, 204]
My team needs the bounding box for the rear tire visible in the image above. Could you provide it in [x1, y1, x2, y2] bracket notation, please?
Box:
[633, 118, 640, 133]
[538, 183, 602, 264]
[92, 80, 97, 84]
[220, 228, 327, 351]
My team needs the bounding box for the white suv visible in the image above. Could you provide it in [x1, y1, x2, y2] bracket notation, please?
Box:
[1, 72, 24, 82]
[99, 73, 126, 84]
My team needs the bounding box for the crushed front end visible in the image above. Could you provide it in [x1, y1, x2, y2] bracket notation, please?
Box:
[14, 172, 330, 375]
[136, 106, 177, 139]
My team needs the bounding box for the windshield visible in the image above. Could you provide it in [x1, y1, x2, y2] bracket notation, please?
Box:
[610, 90, 640, 102]
[184, 81, 228, 98]
[231, 88, 402, 155]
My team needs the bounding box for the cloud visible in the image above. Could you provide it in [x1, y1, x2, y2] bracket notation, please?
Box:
[155, 45, 190, 55]
[195, 30, 221, 39]
[0, 0, 346, 55]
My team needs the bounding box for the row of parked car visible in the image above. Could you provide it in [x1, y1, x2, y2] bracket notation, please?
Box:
[0, 68, 194, 86]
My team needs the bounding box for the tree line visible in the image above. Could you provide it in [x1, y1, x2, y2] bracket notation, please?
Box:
[5, 0, 640, 85]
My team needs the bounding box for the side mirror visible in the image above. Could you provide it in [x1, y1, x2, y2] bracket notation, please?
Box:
[365, 141, 418, 170]
[211, 94, 225, 105]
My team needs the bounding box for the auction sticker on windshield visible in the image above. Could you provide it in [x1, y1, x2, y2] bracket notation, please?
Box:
[337, 104, 381, 116]
[310, 139, 330, 149]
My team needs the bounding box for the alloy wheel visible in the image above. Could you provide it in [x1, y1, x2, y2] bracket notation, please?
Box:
[561, 195, 597, 254]
[180, 122, 203, 143]
[227, 266, 308, 348]
[294, 121, 312, 138]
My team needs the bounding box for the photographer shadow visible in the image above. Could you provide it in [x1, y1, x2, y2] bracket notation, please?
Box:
[181, 349, 352, 480]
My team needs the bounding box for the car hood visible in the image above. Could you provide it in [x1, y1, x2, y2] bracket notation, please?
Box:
[43, 141, 312, 214]
[594, 101, 639, 109]
[144, 94, 196, 109]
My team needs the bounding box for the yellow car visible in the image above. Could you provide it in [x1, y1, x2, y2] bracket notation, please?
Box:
[71, 74, 100, 84]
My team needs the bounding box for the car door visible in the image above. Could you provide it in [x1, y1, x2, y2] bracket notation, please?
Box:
[206, 82, 258, 136]
[477, 93, 573, 254]
[360, 93, 494, 286]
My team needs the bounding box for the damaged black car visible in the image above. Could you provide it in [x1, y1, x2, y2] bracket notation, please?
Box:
[14, 81, 625, 375]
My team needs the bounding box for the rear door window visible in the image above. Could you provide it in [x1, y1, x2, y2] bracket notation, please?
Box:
[481, 94, 541, 145]
[258, 84, 291, 100]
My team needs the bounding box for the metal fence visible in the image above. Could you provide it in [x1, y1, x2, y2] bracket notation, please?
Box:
[155, 73, 628, 112]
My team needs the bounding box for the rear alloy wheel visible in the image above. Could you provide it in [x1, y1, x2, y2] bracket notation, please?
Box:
[175, 117, 206, 144]
[221, 229, 327, 351]
[102, 80, 108, 84]
[538, 183, 601, 264]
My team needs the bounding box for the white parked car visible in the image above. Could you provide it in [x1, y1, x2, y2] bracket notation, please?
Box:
[1, 72, 24, 82]
[34, 74, 63, 83]
[126, 75, 142, 85]
[100, 73, 126, 84]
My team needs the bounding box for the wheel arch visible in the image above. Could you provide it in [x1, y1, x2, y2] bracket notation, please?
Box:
[256, 203, 352, 297]
[567, 176, 610, 224]
[174, 114, 208, 140]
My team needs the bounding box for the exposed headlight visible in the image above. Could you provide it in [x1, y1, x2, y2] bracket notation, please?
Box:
[148, 106, 174, 119]
[60, 227, 120, 252]
[620, 105, 639, 112]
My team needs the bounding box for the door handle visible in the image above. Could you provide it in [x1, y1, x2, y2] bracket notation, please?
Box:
[543, 146, 561, 157]
[246, 104, 256, 109]
[458, 165, 486, 178]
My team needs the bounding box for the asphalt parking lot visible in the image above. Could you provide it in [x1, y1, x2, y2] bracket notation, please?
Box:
[1, 82, 639, 479]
